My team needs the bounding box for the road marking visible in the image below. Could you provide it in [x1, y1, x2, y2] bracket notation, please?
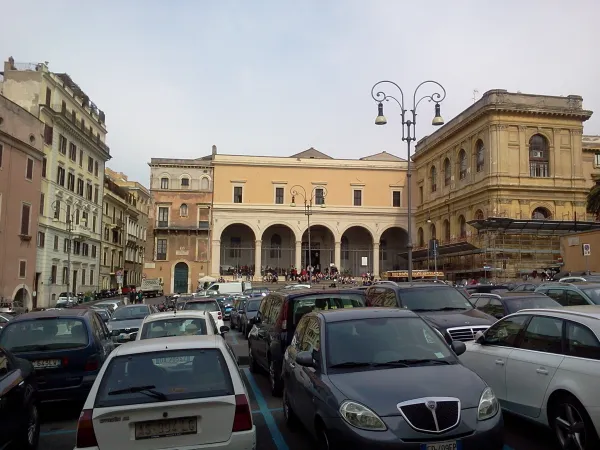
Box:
[243, 368, 289, 450]
[230, 333, 239, 345]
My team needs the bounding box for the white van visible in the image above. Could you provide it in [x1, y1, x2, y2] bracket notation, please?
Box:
[205, 281, 252, 295]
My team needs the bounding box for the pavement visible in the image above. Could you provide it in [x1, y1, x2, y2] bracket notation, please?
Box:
[37, 296, 561, 450]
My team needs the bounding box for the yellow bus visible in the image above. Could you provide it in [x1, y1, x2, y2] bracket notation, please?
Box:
[381, 270, 445, 282]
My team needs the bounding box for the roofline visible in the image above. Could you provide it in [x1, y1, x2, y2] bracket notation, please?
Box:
[517, 308, 600, 320]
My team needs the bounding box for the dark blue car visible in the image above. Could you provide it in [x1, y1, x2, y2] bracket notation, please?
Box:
[0, 308, 114, 402]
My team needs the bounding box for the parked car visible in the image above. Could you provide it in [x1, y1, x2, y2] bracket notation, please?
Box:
[239, 298, 262, 337]
[0, 346, 40, 449]
[137, 311, 226, 340]
[535, 282, 600, 306]
[230, 298, 247, 330]
[282, 308, 504, 449]
[183, 298, 225, 330]
[511, 283, 539, 292]
[465, 285, 511, 295]
[74, 336, 255, 449]
[470, 292, 562, 319]
[0, 313, 13, 329]
[94, 299, 124, 313]
[243, 288, 270, 297]
[460, 306, 600, 450]
[107, 304, 157, 345]
[0, 308, 114, 402]
[248, 289, 366, 396]
[365, 282, 497, 343]
[0, 299, 28, 315]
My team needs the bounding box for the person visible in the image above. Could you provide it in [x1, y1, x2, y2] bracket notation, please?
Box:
[137, 291, 143, 304]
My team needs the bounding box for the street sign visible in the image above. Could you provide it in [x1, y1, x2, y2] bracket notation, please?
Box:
[583, 243, 591, 256]
[428, 239, 439, 258]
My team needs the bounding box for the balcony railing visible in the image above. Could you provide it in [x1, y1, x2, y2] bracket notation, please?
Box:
[154, 221, 211, 231]
[72, 224, 91, 241]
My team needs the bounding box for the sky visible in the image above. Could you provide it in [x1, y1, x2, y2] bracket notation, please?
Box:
[1, 0, 599, 187]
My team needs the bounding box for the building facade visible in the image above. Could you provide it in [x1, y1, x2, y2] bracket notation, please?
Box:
[1, 58, 110, 306]
[210, 147, 410, 279]
[0, 94, 44, 308]
[100, 173, 128, 290]
[412, 89, 595, 280]
[144, 152, 213, 294]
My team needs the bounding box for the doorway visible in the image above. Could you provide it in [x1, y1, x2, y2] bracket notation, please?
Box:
[174, 262, 189, 293]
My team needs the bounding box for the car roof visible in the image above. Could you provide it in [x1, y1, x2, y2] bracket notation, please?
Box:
[511, 306, 600, 328]
[317, 307, 418, 323]
[475, 292, 549, 299]
[380, 282, 456, 290]
[186, 298, 218, 303]
[11, 308, 89, 321]
[538, 282, 600, 288]
[117, 303, 151, 309]
[113, 335, 223, 356]
[142, 311, 208, 322]
[272, 288, 366, 299]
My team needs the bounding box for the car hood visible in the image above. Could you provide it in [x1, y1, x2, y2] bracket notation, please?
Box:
[108, 318, 143, 330]
[328, 364, 486, 416]
[419, 308, 495, 329]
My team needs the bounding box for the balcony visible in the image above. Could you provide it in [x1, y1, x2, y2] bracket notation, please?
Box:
[154, 220, 211, 232]
[72, 224, 91, 241]
[113, 219, 123, 229]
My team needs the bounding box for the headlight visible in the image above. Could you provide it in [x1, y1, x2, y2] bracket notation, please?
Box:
[477, 387, 499, 420]
[339, 400, 387, 431]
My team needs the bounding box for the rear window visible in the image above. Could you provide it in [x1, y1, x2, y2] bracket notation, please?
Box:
[398, 287, 474, 312]
[246, 300, 261, 312]
[184, 301, 220, 312]
[505, 296, 562, 314]
[0, 318, 89, 352]
[292, 293, 365, 325]
[95, 349, 234, 407]
[112, 306, 150, 320]
[140, 318, 208, 339]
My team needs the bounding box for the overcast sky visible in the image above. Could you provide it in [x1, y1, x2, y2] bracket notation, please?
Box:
[2, 0, 598, 186]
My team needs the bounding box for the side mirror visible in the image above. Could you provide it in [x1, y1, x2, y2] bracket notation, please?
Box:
[111, 330, 120, 337]
[129, 333, 137, 341]
[220, 325, 230, 334]
[474, 330, 485, 344]
[296, 351, 314, 368]
[451, 341, 467, 356]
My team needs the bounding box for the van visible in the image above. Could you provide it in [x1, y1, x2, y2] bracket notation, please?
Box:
[205, 281, 251, 295]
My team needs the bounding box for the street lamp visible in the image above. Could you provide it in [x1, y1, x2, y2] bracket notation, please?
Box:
[290, 185, 327, 287]
[51, 200, 84, 295]
[371, 80, 447, 282]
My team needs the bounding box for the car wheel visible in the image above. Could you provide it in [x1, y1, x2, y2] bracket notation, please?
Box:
[17, 401, 40, 450]
[551, 393, 599, 450]
[283, 388, 298, 428]
[248, 345, 259, 373]
[317, 422, 336, 450]
[269, 359, 283, 397]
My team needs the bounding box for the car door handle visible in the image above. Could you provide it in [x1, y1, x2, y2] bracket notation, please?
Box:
[536, 368, 548, 375]
[495, 359, 505, 366]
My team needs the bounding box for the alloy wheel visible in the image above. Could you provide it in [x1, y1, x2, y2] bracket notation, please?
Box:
[27, 403, 39, 446]
[555, 401, 586, 450]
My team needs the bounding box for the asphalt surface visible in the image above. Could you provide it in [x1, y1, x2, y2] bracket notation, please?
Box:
[38, 295, 561, 450]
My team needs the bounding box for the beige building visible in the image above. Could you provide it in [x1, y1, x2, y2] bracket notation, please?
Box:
[560, 231, 600, 274]
[412, 89, 597, 280]
[100, 173, 128, 290]
[210, 147, 410, 278]
[0, 94, 44, 308]
[144, 152, 213, 293]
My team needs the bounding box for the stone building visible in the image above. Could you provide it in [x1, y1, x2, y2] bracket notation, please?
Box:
[100, 173, 128, 290]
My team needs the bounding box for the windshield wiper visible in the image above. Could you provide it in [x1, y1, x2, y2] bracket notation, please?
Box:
[329, 361, 373, 368]
[411, 308, 440, 312]
[108, 385, 168, 401]
[372, 361, 409, 367]
[393, 359, 451, 366]
[435, 307, 469, 311]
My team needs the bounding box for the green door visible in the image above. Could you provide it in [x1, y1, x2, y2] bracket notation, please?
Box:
[174, 262, 189, 293]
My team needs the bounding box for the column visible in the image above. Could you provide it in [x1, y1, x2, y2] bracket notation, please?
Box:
[334, 241, 341, 271]
[373, 242, 380, 277]
[210, 240, 221, 277]
[254, 240, 262, 280]
[295, 241, 302, 270]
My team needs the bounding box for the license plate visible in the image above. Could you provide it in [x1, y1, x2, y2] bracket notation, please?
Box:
[155, 356, 193, 364]
[32, 359, 61, 369]
[135, 417, 197, 440]
[421, 441, 460, 450]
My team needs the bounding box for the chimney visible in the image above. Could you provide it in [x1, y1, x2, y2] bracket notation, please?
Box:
[212, 145, 217, 157]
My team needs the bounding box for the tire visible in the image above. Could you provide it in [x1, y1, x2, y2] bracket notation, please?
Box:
[269, 359, 283, 397]
[16, 400, 40, 450]
[316, 421, 336, 450]
[283, 388, 298, 429]
[550, 393, 600, 450]
[248, 344, 259, 373]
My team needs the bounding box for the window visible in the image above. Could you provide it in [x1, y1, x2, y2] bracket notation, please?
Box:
[315, 188, 325, 205]
[458, 149, 467, 180]
[566, 321, 600, 360]
[18, 260, 26, 278]
[180, 203, 188, 217]
[444, 158, 451, 186]
[90, 270, 94, 286]
[0, 144, 3, 168]
[42, 157, 47, 178]
[520, 316, 563, 354]
[419, 186, 423, 205]
[566, 290, 588, 306]
[92, 215, 97, 232]
[430, 166, 437, 192]
[545, 289, 565, 305]
[160, 177, 169, 189]
[56, 166, 65, 186]
[58, 134, 67, 154]
[417, 227, 424, 247]
[275, 187, 284, 204]
[353, 189, 362, 206]
[474, 209, 484, 220]
[91, 245, 97, 258]
[69, 143, 77, 161]
[86, 183, 93, 200]
[181, 177, 190, 188]
[20, 203, 31, 236]
[443, 219, 450, 242]
[94, 186, 99, 204]
[37, 231, 45, 247]
[483, 314, 530, 347]
[45, 87, 52, 106]
[67, 173, 75, 191]
[392, 191, 401, 207]
[77, 178, 84, 196]
[79, 149, 83, 167]
[229, 237, 241, 258]
[87, 156, 94, 173]
[53, 234, 59, 250]
[300, 317, 320, 353]
[156, 239, 167, 260]
[529, 134, 550, 177]
[26, 158, 34, 180]
[233, 186, 243, 203]
[595, 153, 600, 168]
[200, 177, 210, 190]
[94, 161, 99, 177]
[51, 265, 57, 283]
[476, 140, 485, 172]
[531, 207, 551, 220]
[81, 269, 86, 285]
[158, 207, 169, 227]
[458, 215, 467, 239]
[40, 193, 44, 215]
[366, 287, 398, 308]
[44, 124, 53, 145]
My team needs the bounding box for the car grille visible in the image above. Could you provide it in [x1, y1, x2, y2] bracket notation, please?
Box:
[446, 326, 489, 342]
[397, 397, 461, 433]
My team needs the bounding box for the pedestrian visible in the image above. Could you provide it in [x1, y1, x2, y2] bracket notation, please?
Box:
[137, 290, 143, 304]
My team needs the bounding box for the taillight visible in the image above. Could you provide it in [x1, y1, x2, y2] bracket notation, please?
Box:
[84, 355, 99, 372]
[62, 357, 69, 367]
[232, 394, 252, 432]
[218, 312, 222, 320]
[76, 409, 98, 448]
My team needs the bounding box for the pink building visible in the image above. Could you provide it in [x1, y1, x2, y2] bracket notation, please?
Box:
[0, 94, 44, 309]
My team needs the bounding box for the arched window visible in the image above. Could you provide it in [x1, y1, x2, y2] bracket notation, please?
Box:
[417, 228, 424, 247]
[474, 209, 484, 220]
[443, 219, 450, 242]
[200, 177, 210, 190]
[458, 215, 467, 238]
[532, 207, 552, 220]
[459, 149, 467, 180]
[180, 177, 190, 188]
[529, 134, 550, 178]
[160, 177, 169, 189]
[430, 166, 437, 192]
[179, 203, 188, 217]
[444, 158, 451, 186]
[430, 224, 436, 240]
[270, 234, 282, 258]
[475, 140, 485, 172]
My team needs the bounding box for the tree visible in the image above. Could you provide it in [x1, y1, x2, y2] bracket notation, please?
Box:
[587, 184, 600, 220]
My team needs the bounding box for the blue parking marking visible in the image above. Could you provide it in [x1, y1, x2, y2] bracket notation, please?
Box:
[244, 368, 289, 450]
[230, 333, 239, 345]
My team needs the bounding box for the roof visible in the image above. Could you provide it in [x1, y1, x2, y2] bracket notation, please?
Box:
[117, 303, 152, 310]
[142, 311, 208, 321]
[113, 335, 222, 356]
[583, 135, 600, 150]
[12, 308, 89, 321]
[289, 147, 333, 159]
[385, 282, 456, 290]
[473, 291, 549, 298]
[517, 306, 600, 321]
[318, 307, 418, 323]
[273, 288, 366, 298]
[359, 151, 406, 162]
[468, 217, 600, 234]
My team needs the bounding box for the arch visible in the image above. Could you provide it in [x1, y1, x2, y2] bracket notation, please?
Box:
[219, 223, 257, 274]
[200, 176, 210, 191]
[172, 261, 190, 293]
[430, 166, 437, 192]
[417, 227, 424, 247]
[474, 209, 484, 220]
[11, 285, 32, 311]
[458, 215, 467, 238]
[430, 223, 437, 240]
[458, 149, 467, 180]
[443, 219, 450, 242]
[215, 220, 259, 241]
[158, 173, 170, 190]
[179, 203, 188, 217]
[475, 139, 485, 173]
[528, 134, 550, 177]
[379, 226, 409, 272]
[302, 225, 336, 273]
[340, 223, 375, 242]
[341, 226, 374, 275]
[261, 224, 296, 273]
[179, 173, 191, 188]
[299, 222, 339, 242]
[532, 207, 552, 220]
[443, 158, 451, 186]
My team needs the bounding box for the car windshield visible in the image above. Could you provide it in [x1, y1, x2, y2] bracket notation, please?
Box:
[582, 288, 600, 305]
[184, 301, 220, 312]
[505, 296, 562, 314]
[246, 300, 261, 312]
[400, 287, 473, 311]
[327, 317, 454, 368]
[94, 348, 234, 408]
[140, 318, 208, 339]
[292, 293, 366, 325]
[111, 306, 150, 321]
[0, 318, 89, 352]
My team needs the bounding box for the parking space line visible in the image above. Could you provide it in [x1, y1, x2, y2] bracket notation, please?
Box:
[230, 334, 239, 345]
[243, 368, 289, 450]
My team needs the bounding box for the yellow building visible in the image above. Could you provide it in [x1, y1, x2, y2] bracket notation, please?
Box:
[210, 147, 410, 278]
[100, 173, 128, 289]
[412, 89, 598, 280]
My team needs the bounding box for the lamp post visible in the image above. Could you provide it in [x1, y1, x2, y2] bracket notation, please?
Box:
[371, 80, 447, 282]
[290, 185, 327, 288]
[51, 201, 82, 295]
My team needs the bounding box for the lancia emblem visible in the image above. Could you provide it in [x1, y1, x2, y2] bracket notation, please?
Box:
[426, 400, 437, 410]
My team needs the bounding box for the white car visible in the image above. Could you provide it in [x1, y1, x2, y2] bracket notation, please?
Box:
[74, 335, 256, 450]
[181, 298, 225, 330]
[459, 306, 600, 449]
[136, 311, 227, 340]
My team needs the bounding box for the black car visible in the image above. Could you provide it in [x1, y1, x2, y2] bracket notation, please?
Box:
[470, 291, 562, 319]
[365, 283, 497, 342]
[0, 346, 40, 449]
[464, 284, 511, 295]
[107, 304, 156, 345]
[248, 289, 366, 396]
[281, 308, 504, 449]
